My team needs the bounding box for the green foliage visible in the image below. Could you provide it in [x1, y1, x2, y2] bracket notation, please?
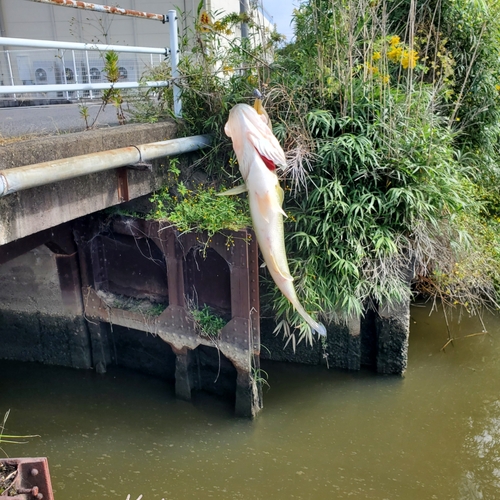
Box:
[190, 304, 227, 338]
[102, 50, 126, 124]
[268, 87, 476, 328]
[262, 0, 500, 337]
[128, 61, 174, 124]
[109, 295, 166, 317]
[142, 1, 500, 344]
[251, 367, 270, 389]
[148, 159, 251, 240]
[149, 185, 251, 237]
[78, 104, 90, 129]
[0, 410, 38, 453]
[80, 50, 126, 129]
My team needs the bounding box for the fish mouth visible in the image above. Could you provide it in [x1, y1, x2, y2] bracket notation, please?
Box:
[252, 88, 263, 99]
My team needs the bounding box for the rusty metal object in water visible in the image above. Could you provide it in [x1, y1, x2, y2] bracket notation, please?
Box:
[0, 458, 53, 500]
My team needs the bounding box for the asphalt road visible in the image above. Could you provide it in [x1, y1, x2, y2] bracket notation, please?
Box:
[0, 102, 127, 139]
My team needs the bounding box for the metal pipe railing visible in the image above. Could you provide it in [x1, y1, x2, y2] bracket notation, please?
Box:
[0, 36, 167, 55]
[1, 80, 170, 94]
[0, 135, 212, 197]
[0, 5, 182, 115]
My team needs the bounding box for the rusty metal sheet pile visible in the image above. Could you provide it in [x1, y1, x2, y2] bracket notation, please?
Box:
[77, 215, 262, 417]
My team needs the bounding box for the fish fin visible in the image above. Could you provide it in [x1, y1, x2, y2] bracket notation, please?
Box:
[315, 323, 327, 336]
[255, 189, 286, 221]
[247, 131, 287, 168]
[277, 184, 284, 206]
[224, 121, 232, 138]
[276, 184, 287, 217]
[217, 184, 248, 196]
[269, 251, 294, 282]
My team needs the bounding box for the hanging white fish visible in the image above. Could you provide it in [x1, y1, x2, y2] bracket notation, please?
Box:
[220, 100, 326, 337]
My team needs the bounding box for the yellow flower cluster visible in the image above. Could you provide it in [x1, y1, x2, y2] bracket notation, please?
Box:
[386, 35, 419, 70]
[401, 49, 419, 69]
[198, 11, 232, 35]
[213, 20, 232, 35]
[387, 45, 403, 63]
[198, 10, 211, 32]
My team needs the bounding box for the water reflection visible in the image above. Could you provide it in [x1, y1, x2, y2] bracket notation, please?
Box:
[0, 305, 499, 499]
[461, 399, 500, 499]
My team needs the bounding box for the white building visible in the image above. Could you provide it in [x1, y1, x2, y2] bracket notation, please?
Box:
[0, 0, 273, 99]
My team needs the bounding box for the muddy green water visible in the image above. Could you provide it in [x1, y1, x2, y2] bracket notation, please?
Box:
[1, 305, 500, 500]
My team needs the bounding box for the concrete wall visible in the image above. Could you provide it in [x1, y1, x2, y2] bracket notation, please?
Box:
[0, 245, 63, 314]
[0, 244, 92, 368]
[0, 0, 198, 46]
[0, 120, 177, 245]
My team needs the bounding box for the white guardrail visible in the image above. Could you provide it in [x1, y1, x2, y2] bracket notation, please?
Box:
[0, 1, 181, 116]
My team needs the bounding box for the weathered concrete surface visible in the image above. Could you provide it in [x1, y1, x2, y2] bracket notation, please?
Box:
[375, 301, 410, 375]
[0, 245, 63, 314]
[260, 317, 363, 370]
[0, 121, 177, 245]
[261, 304, 410, 376]
[0, 245, 92, 368]
[0, 310, 92, 368]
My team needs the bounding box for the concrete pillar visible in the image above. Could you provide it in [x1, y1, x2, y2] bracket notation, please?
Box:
[235, 366, 263, 418]
[375, 300, 410, 375]
[322, 316, 361, 370]
[172, 346, 194, 401]
[375, 261, 413, 375]
[54, 251, 92, 369]
[87, 321, 111, 374]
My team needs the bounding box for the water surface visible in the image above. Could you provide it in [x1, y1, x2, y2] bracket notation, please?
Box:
[1, 305, 499, 499]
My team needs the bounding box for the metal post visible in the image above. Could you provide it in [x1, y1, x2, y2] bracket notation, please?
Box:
[167, 9, 181, 117]
[84, 50, 92, 99]
[73, 50, 81, 99]
[61, 50, 69, 99]
[5, 50, 16, 101]
[240, 0, 249, 39]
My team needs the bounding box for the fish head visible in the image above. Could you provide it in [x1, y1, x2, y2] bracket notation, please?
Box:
[224, 103, 287, 179]
[225, 104, 257, 135]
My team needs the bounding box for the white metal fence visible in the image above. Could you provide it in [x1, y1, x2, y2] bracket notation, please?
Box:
[0, 46, 165, 101]
[0, 2, 181, 116]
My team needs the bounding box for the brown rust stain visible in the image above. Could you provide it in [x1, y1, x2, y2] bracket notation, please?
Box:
[41, 0, 163, 21]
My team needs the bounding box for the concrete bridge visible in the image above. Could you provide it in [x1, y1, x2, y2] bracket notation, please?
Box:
[0, 121, 410, 418]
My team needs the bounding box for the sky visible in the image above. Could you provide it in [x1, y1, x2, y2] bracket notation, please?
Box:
[261, 0, 298, 41]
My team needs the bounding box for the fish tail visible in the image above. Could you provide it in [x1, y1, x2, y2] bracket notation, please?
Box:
[292, 301, 327, 337]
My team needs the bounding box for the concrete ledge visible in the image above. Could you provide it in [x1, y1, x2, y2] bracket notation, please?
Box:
[0, 121, 178, 245]
[0, 121, 177, 168]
